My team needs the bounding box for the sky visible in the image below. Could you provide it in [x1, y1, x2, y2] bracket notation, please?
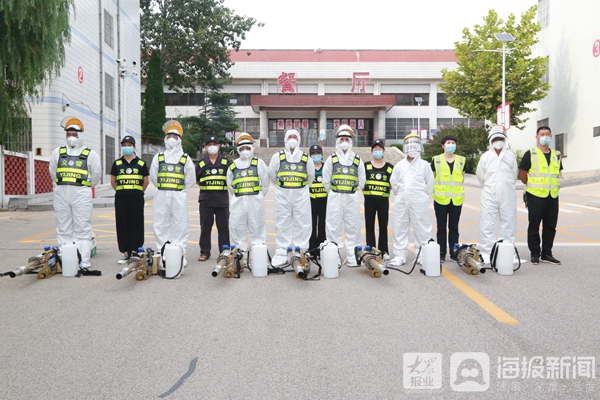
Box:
[222, 0, 537, 50]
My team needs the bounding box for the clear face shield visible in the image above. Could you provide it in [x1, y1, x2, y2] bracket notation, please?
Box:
[402, 136, 423, 154]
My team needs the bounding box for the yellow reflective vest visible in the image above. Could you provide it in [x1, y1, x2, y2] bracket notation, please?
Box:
[56, 147, 91, 187]
[525, 147, 560, 198]
[156, 153, 188, 190]
[115, 158, 145, 191]
[432, 154, 465, 206]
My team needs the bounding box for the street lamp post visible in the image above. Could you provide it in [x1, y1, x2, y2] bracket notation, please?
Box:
[415, 96, 423, 138]
[494, 33, 515, 128]
[117, 60, 138, 143]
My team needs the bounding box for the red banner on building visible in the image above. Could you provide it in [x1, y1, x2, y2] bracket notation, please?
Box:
[333, 119, 340, 129]
[302, 119, 309, 129]
[286, 119, 293, 130]
[350, 119, 356, 129]
[277, 119, 284, 130]
[358, 119, 365, 129]
[294, 119, 301, 129]
[341, 119, 348, 126]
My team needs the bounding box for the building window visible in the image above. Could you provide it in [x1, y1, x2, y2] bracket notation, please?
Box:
[395, 94, 429, 106]
[538, 0, 549, 28]
[437, 118, 483, 130]
[437, 93, 449, 106]
[385, 118, 428, 140]
[555, 133, 566, 157]
[164, 93, 205, 106]
[104, 10, 114, 49]
[231, 94, 255, 106]
[593, 126, 600, 138]
[237, 118, 260, 140]
[105, 73, 114, 110]
[541, 56, 549, 85]
[537, 118, 549, 128]
[105, 135, 115, 172]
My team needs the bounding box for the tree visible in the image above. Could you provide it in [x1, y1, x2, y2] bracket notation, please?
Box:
[0, 0, 73, 148]
[439, 6, 550, 129]
[140, 0, 262, 93]
[141, 51, 166, 142]
[422, 125, 489, 174]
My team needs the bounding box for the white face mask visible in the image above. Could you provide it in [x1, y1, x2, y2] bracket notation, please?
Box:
[67, 137, 79, 148]
[286, 139, 298, 149]
[407, 151, 420, 158]
[239, 149, 252, 160]
[207, 145, 219, 155]
[165, 137, 178, 150]
[492, 141, 505, 150]
[339, 141, 351, 151]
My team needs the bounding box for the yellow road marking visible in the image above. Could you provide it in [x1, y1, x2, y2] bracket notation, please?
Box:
[441, 267, 519, 325]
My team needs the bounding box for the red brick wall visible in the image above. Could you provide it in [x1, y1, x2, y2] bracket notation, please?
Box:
[4, 154, 27, 195]
[34, 160, 53, 194]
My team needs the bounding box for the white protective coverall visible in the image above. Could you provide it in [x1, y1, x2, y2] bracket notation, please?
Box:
[476, 135, 518, 263]
[49, 140, 101, 268]
[269, 131, 315, 266]
[322, 138, 366, 266]
[389, 155, 434, 265]
[226, 147, 269, 251]
[149, 137, 196, 266]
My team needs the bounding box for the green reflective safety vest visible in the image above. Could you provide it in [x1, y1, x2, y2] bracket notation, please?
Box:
[432, 155, 465, 205]
[156, 153, 188, 190]
[276, 151, 309, 189]
[526, 147, 560, 198]
[56, 146, 91, 187]
[310, 167, 327, 199]
[330, 154, 360, 193]
[230, 157, 261, 196]
[198, 157, 229, 191]
[115, 158, 146, 191]
[363, 162, 393, 198]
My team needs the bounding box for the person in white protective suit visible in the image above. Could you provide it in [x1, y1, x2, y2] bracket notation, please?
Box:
[269, 129, 315, 266]
[226, 133, 269, 251]
[389, 134, 435, 266]
[322, 124, 366, 266]
[476, 125, 518, 263]
[49, 117, 101, 269]
[149, 120, 196, 268]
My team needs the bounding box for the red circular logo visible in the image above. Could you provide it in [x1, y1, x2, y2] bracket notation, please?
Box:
[593, 40, 600, 58]
[77, 66, 84, 83]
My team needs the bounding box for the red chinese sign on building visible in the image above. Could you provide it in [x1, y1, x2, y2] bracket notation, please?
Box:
[351, 72, 370, 93]
[341, 119, 348, 126]
[277, 119, 285, 130]
[286, 119, 293, 130]
[333, 120, 340, 129]
[302, 119, 309, 129]
[294, 120, 301, 129]
[350, 119, 356, 129]
[278, 72, 297, 94]
[358, 119, 365, 129]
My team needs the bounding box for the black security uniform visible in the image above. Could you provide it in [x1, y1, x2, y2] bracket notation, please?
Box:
[196, 155, 231, 258]
[309, 163, 327, 256]
[363, 161, 394, 255]
[110, 156, 149, 255]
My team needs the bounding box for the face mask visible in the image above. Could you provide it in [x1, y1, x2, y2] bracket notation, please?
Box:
[492, 141, 505, 150]
[339, 141, 351, 151]
[539, 136, 552, 146]
[311, 155, 322, 164]
[373, 150, 384, 160]
[67, 137, 79, 148]
[122, 147, 134, 156]
[207, 145, 219, 155]
[444, 144, 456, 154]
[286, 139, 298, 149]
[165, 137, 178, 149]
[239, 149, 252, 160]
[407, 151, 420, 158]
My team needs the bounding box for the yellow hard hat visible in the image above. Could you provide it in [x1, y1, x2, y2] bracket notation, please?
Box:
[60, 116, 84, 132]
[235, 133, 254, 147]
[162, 120, 184, 137]
[403, 133, 420, 141]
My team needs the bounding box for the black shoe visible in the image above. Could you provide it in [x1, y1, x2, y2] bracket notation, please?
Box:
[440, 255, 446, 262]
[531, 255, 539, 265]
[450, 255, 458, 262]
[541, 254, 561, 265]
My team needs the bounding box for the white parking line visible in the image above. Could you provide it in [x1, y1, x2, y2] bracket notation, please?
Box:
[563, 202, 600, 211]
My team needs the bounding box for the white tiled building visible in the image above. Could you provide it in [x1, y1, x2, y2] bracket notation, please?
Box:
[510, 0, 600, 179]
[29, 0, 141, 185]
[163, 50, 478, 148]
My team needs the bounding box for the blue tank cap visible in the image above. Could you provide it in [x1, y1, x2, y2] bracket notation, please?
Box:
[44, 246, 51, 251]
[365, 245, 371, 250]
[52, 245, 59, 250]
[223, 245, 229, 250]
[231, 245, 236, 249]
[295, 246, 300, 251]
[146, 247, 152, 251]
[357, 245, 363, 250]
[287, 246, 293, 251]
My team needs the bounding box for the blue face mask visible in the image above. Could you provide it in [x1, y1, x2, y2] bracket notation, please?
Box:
[311, 154, 322, 164]
[444, 144, 456, 154]
[373, 150, 384, 160]
[539, 136, 552, 146]
[122, 147, 134, 156]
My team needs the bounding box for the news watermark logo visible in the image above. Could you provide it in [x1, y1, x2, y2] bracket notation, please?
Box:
[403, 353, 442, 390]
[450, 352, 490, 392]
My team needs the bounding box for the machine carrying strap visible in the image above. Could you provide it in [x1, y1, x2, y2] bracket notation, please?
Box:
[158, 241, 184, 279]
[75, 248, 101, 277]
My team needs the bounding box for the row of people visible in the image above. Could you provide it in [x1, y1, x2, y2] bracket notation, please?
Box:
[49, 118, 562, 273]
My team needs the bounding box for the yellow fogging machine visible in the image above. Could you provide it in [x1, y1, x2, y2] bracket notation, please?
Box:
[212, 245, 245, 278]
[116, 247, 158, 280]
[354, 245, 389, 277]
[452, 243, 486, 275]
[288, 246, 311, 279]
[2, 246, 62, 279]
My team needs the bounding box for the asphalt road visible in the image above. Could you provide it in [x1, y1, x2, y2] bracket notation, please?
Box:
[1, 182, 600, 399]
